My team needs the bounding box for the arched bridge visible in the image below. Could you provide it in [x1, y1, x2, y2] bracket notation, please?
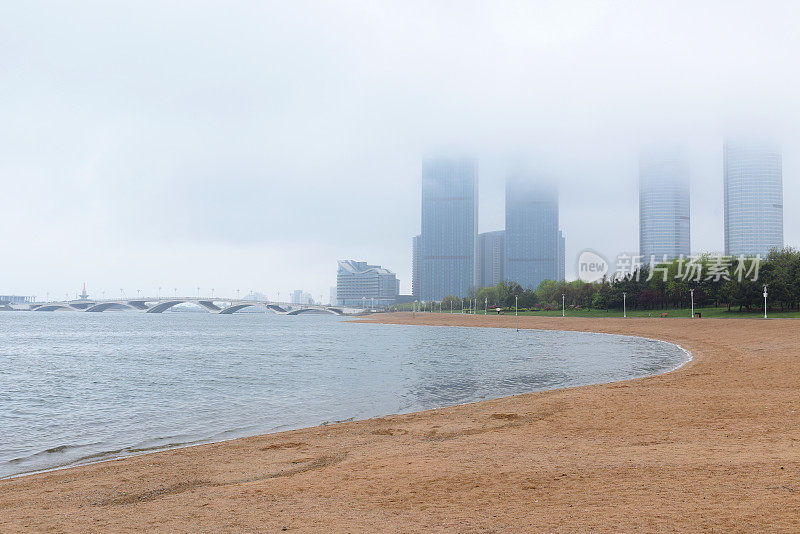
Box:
[28, 298, 352, 316]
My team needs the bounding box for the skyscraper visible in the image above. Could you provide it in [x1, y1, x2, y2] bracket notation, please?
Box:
[557, 230, 565, 281]
[639, 150, 690, 260]
[505, 172, 558, 290]
[724, 139, 783, 257]
[412, 234, 421, 298]
[420, 158, 478, 300]
[477, 230, 505, 288]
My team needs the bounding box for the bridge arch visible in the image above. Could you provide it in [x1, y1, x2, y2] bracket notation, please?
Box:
[85, 302, 138, 312]
[145, 300, 191, 313]
[219, 303, 286, 314]
[33, 304, 75, 312]
[286, 307, 343, 316]
[219, 303, 257, 314]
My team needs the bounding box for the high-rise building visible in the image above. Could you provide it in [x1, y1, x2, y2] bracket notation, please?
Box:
[557, 230, 566, 281]
[412, 234, 421, 298]
[724, 139, 783, 257]
[639, 150, 691, 260]
[420, 158, 478, 300]
[477, 230, 505, 288]
[291, 290, 314, 305]
[336, 260, 399, 307]
[505, 172, 559, 290]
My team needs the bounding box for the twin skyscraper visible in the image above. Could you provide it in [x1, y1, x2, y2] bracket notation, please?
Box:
[639, 139, 783, 261]
[412, 159, 565, 301]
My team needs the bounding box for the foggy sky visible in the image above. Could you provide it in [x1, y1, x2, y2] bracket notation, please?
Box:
[2, 1, 799, 300]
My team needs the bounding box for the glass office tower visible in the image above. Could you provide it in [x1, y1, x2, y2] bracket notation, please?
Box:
[411, 234, 421, 298]
[477, 230, 505, 288]
[639, 150, 691, 260]
[505, 172, 558, 290]
[420, 158, 478, 300]
[724, 140, 783, 257]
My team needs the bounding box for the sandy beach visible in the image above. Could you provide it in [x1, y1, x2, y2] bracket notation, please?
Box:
[1, 313, 799, 532]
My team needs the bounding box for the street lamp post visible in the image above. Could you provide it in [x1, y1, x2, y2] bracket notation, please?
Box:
[484, 297, 487, 315]
[690, 289, 694, 318]
[515, 295, 519, 332]
[623, 292, 627, 318]
[764, 285, 768, 319]
[562, 294, 565, 317]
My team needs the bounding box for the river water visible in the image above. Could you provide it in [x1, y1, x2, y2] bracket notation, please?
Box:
[0, 311, 689, 477]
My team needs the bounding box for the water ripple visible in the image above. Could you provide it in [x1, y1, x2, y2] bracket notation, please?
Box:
[0, 312, 688, 477]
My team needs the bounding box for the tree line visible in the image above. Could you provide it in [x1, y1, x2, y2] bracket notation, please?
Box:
[437, 248, 800, 312]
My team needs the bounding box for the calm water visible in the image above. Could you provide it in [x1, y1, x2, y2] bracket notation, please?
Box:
[0, 312, 689, 478]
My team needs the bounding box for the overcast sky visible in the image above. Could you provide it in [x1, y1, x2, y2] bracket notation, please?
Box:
[2, 1, 799, 300]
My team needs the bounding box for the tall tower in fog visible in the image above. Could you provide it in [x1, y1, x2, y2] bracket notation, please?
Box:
[420, 158, 478, 300]
[639, 150, 691, 260]
[477, 230, 505, 288]
[411, 234, 421, 298]
[557, 230, 565, 281]
[505, 171, 559, 290]
[723, 139, 783, 257]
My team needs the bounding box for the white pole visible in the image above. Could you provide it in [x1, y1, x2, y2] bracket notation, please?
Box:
[562, 294, 565, 317]
[764, 285, 768, 319]
[515, 295, 519, 332]
[623, 292, 627, 318]
[485, 297, 487, 315]
[690, 289, 694, 318]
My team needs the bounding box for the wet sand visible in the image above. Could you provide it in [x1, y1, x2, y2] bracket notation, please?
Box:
[1, 314, 799, 532]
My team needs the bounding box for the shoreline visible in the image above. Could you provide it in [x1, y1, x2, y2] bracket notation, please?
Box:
[1, 322, 691, 482]
[2, 314, 798, 531]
